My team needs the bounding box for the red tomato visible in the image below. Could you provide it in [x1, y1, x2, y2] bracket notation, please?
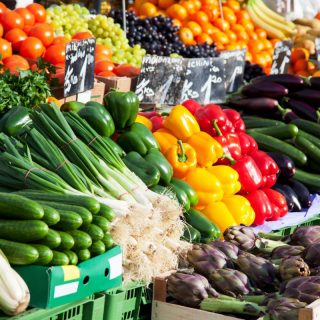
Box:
[52, 36, 70, 46]
[23, 25, 32, 35]
[4, 60, 30, 74]
[5, 28, 27, 52]
[19, 37, 45, 60]
[72, 31, 93, 40]
[1, 11, 24, 31]
[29, 23, 54, 47]
[51, 68, 65, 86]
[95, 53, 111, 62]
[15, 8, 35, 26]
[0, 2, 7, 18]
[26, 3, 46, 23]
[3, 54, 29, 68]
[0, 38, 11, 59]
[44, 44, 65, 65]
[94, 60, 114, 75]
[95, 44, 112, 59]
[97, 70, 116, 77]
[0, 24, 3, 38]
[113, 64, 140, 77]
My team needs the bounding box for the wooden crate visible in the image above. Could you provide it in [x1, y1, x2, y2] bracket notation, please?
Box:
[152, 275, 320, 320]
[95, 76, 137, 95]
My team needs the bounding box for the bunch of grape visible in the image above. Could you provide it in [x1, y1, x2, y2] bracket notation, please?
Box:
[243, 61, 266, 83]
[109, 9, 219, 58]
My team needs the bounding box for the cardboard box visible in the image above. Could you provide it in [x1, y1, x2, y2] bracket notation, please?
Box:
[95, 76, 137, 94]
[15, 246, 122, 308]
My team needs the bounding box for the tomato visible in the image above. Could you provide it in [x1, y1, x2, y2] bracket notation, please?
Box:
[1, 11, 24, 31]
[94, 60, 114, 75]
[5, 28, 27, 52]
[44, 44, 65, 65]
[95, 53, 111, 62]
[51, 68, 65, 86]
[0, 24, 3, 38]
[95, 44, 112, 59]
[72, 31, 93, 40]
[15, 8, 35, 26]
[19, 37, 45, 60]
[0, 38, 11, 59]
[97, 70, 116, 77]
[29, 23, 54, 47]
[3, 55, 29, 68]
[52, 36, 70, 46]
[26, 3, 46, 23]
[0, 2, 7, 18]
[113, 64, 140, 77]
[23, 25, 33, 35]
[4, 60, 30, 74]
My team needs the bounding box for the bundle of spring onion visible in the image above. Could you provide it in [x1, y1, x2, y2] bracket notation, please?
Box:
[0, 104, 189, 282]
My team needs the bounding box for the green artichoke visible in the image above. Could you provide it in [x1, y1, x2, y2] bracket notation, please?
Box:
[303, 243, 320, 268]
[271, 245, 304, 261]
[223, 226, 257, 251]
[311, 267, 320, 276]
[266, 297, 306, 320]
[209, 240, 239, 260]
[289, 226, 320, 247]
[279, 257, 310, 281]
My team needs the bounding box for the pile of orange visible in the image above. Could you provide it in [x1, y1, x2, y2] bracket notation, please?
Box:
[288, 48, 319, 77]
[132, 0, 276, 72]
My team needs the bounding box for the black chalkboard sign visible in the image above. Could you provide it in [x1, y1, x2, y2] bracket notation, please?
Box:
[316, 38, 320, 68]
[64, 38, 96, 97]
[220, 49, 246, 93]
[270, 40, 292, 75]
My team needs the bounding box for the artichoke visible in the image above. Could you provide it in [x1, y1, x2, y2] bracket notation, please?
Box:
[266, 297, 307, 320]
[279, 257, 310, 281]
[187, 244, 231, 277]
[209, 268, 252, 297]
[208, 240, 239, 260]
[289, 226, 320, 247]
[271, 245, 304, 261]
[281, 276, 320, 304]
[237, 251, 279, 291]
[223, 226, 257, 251]
[311, 267, 320, 276]
[167, 272, 218, 307]
[303, 243, 320, 268]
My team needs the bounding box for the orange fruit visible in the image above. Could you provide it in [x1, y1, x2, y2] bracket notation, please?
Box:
[201, 0, 218, 7]
[293, 59, 308, 73]
[202, 22, 219, 35]
[234, 29, 248, 42]
[172, 19, 182, 28]
[260, 51, 272, 66]
[255, 27, 267, 39]
[239, 19, 254, 32]
[291, 48, 309, 64]
[248, 31, 258, 40]
[232, 24, 245, 33]
[236, 9, 250, 21]
[270, 39, 280, 47]
[222, 7, 237, 25]
[261, 39, 272, 50]
[308, 61, 316, 73]
[196, 33, 213, 45]
[213, 18, 230, 31]
[211, 31, 229, 45]
[139, 3, 158, 16]
[215, 43, 225, 51]
[248, 39, 264, 54]
[181, 1, 196, 15]
[203, 6, 219, 22]
[253, 53, 267, 68]
[237, 41, 248, 49]
[246, 51, 253, 62]
[167, 4, 188, 20]
[158, 0, 175, 9]
[225, 0, 241, 12]
[179, 27, 194, 45]
[225, 43, 240, 50]
[187, 21, 202, 36]
[192, 11, 209, 25]
[193, 0, 202, 11]
[158, 10, 167, 16]
[225, 30, 237, 42]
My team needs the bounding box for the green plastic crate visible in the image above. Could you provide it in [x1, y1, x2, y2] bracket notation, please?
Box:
[138, 286, 152, 320]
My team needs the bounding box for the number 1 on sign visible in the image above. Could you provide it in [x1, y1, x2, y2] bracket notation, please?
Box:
[79, 55, 88, 93]
[159, 75, 174, 104]
[279, 55, 290, 74]
[201, 75, 212, 105]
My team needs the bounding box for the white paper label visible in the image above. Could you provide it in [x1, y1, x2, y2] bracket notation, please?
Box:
[54, 281, 79, 298]
[77, 90, 92, 103]
[109, 253, 122, 279]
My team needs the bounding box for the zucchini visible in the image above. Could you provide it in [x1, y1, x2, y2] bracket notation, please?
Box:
[41, 205, 60, 226]
[92, 216, 109, 232]
[13, 191, 100, 214]
[0, 239, 39, 265]
[56, 231, 75, 251]
[32, 244, 53, 265]
[98, 204, 115, 221]
[77, 249, 91, 262]
[294, 135, 320, 163]
[55, 210, 83, 231]
[38, 229, 61, 249]
[0, 193, 44, 220]
[291, 119, 320, 138]
[247, 131, 307, 167]
[0, 220, 49, 242]
[294, 169, 320, 192]
[51, 251, 69, 266]
[41, 202, 92, 226]
[67, 230, 92, 250]
[298, 130, 320, 149]
[90, 240, 106, 257]
[247, 124, 298, 139]
[81, 224, 104, 241]
[63, 250, 78, 265]
[243, 117, 286, 129]
[102, 233, 114, 249]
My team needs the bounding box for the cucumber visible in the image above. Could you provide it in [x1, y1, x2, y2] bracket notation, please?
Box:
[92, 216, 109, 232]
[298, 130, 320, 149]
[306, 159, 320, 173]
[291, 119, 320, 138]
[41, 205, 60, 226]
[243, 117, 286, 129]
[98, 204, 115, 221]
[294, 169, 320, 192]
[51, 251, 70, 266]
[63, 250, 78, 265]
[0, 239, 39, 265]
[77, 249, 91, 262]
[41, 202, 92, 226]
[32, 244, 53, 265]
[0, 193, 44, 220]
[67, 230, 92, 250]
[55, 210, 83, 231]
[102, 233, 114, 249]
[81, 224, 104, 241]
[247, 124, 299, 139]
[0, 220, 49, 242]
[294, 135, 320, 163]
[39, 229, 61, 249]
[90, 240, 106, 257]
[56, 231, 75, 251]
[247, 131, 307, 167]
[13, 191, 100, 214]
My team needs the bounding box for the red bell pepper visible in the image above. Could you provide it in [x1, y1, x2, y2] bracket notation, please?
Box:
[250, 150, 279, 188]
[223, 109, 246, 133]
[244, 190, 273, 225]
[138, 111, 158, 119]
[182, 99, 201, 115]
[263, 188, 288, 219]
[238, 132, 258, 155]
[150, 115, 164, 132]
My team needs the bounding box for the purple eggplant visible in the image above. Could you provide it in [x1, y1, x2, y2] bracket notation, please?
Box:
[281, 109, 300, 123]
[267, 152, 295, 179]
[291, 89, 320, 104]
[272, 184, 302, 212]
[283, 99, 320, 122]
[253, 74, 305, 91]
[287, 179, 312, 208]
[241, 81, 289, 99]
[227, 97, 279, 113]
[310, 77, 320, 90]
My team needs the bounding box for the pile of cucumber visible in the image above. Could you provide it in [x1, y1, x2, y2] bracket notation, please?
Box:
[0, 192, 115, 266]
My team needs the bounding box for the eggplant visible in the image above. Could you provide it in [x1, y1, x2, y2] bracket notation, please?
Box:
[267, 152, 295, 179]
[272, 184, 302, 212]
[227, 97, 279, 113]
[283, 98, 320, 122]
[310, 77, 320, 90]
[282, 109, 300, 123]
[291, 89, 320, 105]
[241, 81, 289, 99]
[287, 179, 312, 208]
[252, 74, 305, 91]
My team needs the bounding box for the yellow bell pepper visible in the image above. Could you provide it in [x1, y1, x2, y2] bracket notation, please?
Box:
[186, 131, 224, 167]
[202, 202, 237, 233]
[222, 195, 255, 226]
[208, 166, 241, 196]
[135, 114, 152, 130]
[163, 105, 200, 141]
[185, 168, 224, 207]
[47, 96, 61, 108]
[153, 129, 178, 154]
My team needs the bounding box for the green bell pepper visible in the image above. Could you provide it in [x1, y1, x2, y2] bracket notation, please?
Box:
[117, 123, 160, 156]
[169, 178, 198, 210]
[144, 148, 173, 185]
[60, 101, 85, 112]
[0, 106, 31, 136]
[123, 151, 160, 187]
[184, 208, 221, 241]
[182, 223, 201, 243]
[78, 102, 115, 137]
[104, 90, 139, 130]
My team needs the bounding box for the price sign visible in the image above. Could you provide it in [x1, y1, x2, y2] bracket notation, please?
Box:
[270, 40, 292, 75]
[220, 49, 246, 93]
[64, 38, 96, 97]
[316, 38, 320, 68]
